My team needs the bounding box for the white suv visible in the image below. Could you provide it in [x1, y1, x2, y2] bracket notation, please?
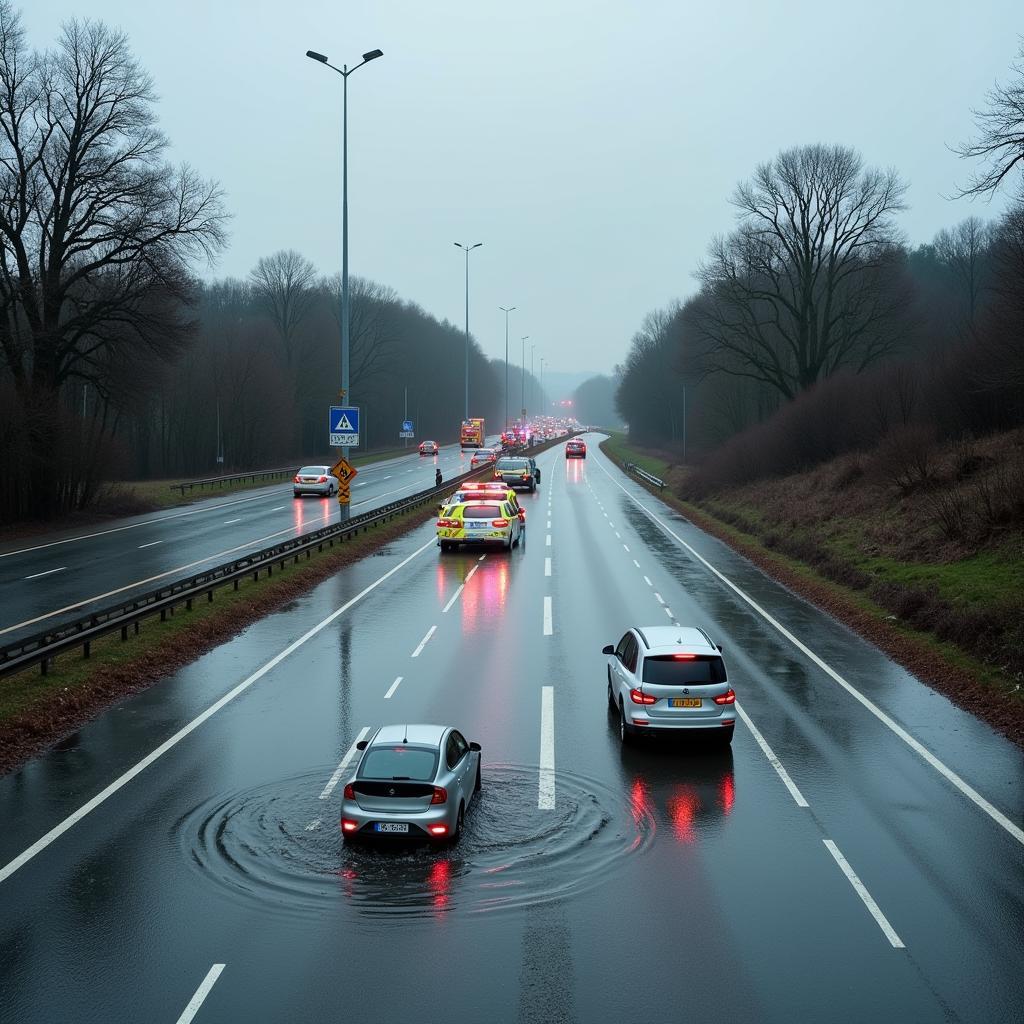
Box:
[604, 626, 736, 745]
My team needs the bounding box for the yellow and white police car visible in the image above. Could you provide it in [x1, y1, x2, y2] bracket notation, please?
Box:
[437, 497, 524, 552]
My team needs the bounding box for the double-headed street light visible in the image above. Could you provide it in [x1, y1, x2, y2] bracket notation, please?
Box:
[499, 306, 516, 431]
[455, 242, 483, 421]
[305, 46, 383, 414]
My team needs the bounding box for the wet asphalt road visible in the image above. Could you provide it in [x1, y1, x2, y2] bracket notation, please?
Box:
[0, 443, 473, 645]
[1, 436, 1023, 1023]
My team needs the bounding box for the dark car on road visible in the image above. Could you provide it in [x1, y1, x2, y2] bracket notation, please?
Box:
[493, 457, 541, 492]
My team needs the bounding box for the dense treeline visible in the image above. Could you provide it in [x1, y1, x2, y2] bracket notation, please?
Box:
[615, 50, 1024, 483]
[0, 6, 545, 521]
[571, 375, 618, 428]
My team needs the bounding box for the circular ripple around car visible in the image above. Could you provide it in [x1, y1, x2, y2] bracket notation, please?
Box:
[174, 763, 654, 919]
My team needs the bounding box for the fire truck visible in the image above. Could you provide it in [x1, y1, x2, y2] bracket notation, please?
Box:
[460, 418, 485, 449]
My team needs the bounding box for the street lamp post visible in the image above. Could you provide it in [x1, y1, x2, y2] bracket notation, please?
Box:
[305, 47, 382, 419]
[499, 306, 515, 431]
[530, 344, 535, 418]
[540, 357, 545, 413]
[520, 336, 529, 423]
[455, 242, 483, 421]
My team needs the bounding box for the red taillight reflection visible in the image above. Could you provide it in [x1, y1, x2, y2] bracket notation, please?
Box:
[713, 689, 736, 705]
[630, 688, 656, 705]
[431, 786, 448, 804]
[343, 783, 354, 800]
[720, 773, 735, 814]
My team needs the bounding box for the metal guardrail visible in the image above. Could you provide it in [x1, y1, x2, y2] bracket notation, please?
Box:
[625, 462, 666, 490]
[170, 467, 297, 496]
[2, 432, 580, 679]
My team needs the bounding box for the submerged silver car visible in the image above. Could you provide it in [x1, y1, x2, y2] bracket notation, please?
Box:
[604, 626, 736, 746]
[341, 724, 482, 842]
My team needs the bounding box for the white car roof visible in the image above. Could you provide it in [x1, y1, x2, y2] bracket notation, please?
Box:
[637, 626, 716, 655]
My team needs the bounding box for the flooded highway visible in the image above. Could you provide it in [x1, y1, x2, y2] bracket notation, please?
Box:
[1, 437, 1022, 1023]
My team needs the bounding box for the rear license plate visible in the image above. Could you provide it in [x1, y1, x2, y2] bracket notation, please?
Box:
[375, 822, 409, 833]
[670, 698, 702, 708]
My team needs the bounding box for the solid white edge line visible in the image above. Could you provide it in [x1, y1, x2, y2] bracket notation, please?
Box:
[175, 963, 226, 1024]
[544, 557, 551, 577]
[384, 676, 403, 699]
[734, 702, 809, 807]
[442, 585, 465, 614]
[823, 839, 905, 949]
[539, 686, 555, 809]
[411, 625, 437, 658]
[543, 596, 553, 636]
[0, 538, 437, 885]
[594, 454, 1024, 848]
[320, 726, 372, 799]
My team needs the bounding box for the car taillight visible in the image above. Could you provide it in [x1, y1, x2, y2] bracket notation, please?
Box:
[521, 472, 530, 479]
[293, 475, 301, 483]
[630, 688, 656, 705]
[518, 509, 526, 521]
[343, 783, 355, 799]
[317, 475, 328, 483]
[673, 654, 696, 660]
[492, 519, 509, 528]
[714, 689, 736, 705]
[341, 819, 358, 832]
[431, 786, 448, 804]
[428, 824, 448, 836]
[437, 518, 458, 528]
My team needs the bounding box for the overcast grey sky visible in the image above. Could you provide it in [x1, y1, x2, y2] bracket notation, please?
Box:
[27, 0, 1022, 375]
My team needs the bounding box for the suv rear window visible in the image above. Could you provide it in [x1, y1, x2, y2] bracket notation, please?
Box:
[360, 746, 438, 781]
[496, 459, 529, 470]
[461, 504, 502, 519]
[642, 655, 727, 685]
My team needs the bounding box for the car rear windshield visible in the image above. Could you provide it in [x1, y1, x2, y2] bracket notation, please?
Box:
[298, 466, 325, 475]
[642, 655, 727, 685]
[360, 746, 438, 781]
[496, 459, 529, 470]
[461, 504, 502, 519]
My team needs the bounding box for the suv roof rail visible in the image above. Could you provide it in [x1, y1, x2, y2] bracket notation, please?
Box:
[696, 627, 715, 649]
[635, 627, 650, 649]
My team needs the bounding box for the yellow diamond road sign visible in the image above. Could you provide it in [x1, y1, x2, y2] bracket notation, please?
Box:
[330, 456, 357, 484]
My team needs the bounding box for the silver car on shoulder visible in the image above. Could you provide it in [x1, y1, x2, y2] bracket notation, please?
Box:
[293, 465, 336, 497]
[341, 724, 482, 842]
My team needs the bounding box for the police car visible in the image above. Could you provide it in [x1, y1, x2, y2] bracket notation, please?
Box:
[437, 497, 524, 552]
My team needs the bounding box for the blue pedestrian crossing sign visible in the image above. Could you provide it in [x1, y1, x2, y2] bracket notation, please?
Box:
[329, 405, 360, 447]
[402, 420, 414, 432]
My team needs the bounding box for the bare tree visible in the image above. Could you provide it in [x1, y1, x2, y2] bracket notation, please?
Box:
[248, 250, 318, 368]
[324, 274, 399, 390]
[933, 217, 993, 333]
[693, 144, 908, 400]
[0, 5, 227, 515]
[954, 43, 1024, 199]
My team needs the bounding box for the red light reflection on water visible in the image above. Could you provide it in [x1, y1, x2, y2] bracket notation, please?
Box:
[719, 772, 735, 815]
[666, 785, 700, 843]
[629, 777, 656, 847]
[565, 458, 583, 485]
[428, 858, 451, 909]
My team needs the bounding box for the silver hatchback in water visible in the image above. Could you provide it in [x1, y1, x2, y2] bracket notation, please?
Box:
[341, 724, 482, 842]
[604, 626, 736, 746]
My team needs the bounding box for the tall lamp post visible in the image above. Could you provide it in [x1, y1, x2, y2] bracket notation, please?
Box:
[540, 357, 545, 414]
[305, 46, 383, 418]
[530, 343, 536, 418]
[520, 336, 530, 423]
[499, 306, 516, 431]
[455, 242, 483, 421]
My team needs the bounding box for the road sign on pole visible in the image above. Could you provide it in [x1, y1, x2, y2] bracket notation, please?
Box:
[329, 455, 358, 485]
[402, 419, 414, 432]
[329, 406, 360, 447]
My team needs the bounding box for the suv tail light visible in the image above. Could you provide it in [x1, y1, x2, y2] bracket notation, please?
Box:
[437, 518, 459, 528]
[630, 688, 656, 705]
[343, 783, 355, 799]
[713, 689, 736, 705]
[492, 518, 509, 528]
[430, 786, 448, 804]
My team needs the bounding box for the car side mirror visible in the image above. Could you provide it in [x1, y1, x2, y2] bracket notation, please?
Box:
[602, 645, 614, 656]
[469, 741, 482, 752]
[356, 740, 368, 750]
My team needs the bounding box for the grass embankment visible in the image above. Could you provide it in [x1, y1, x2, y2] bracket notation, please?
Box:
[600, 431, 1024, 748]
[0, 502, 436, 774]
[121, 446, 416, 511]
